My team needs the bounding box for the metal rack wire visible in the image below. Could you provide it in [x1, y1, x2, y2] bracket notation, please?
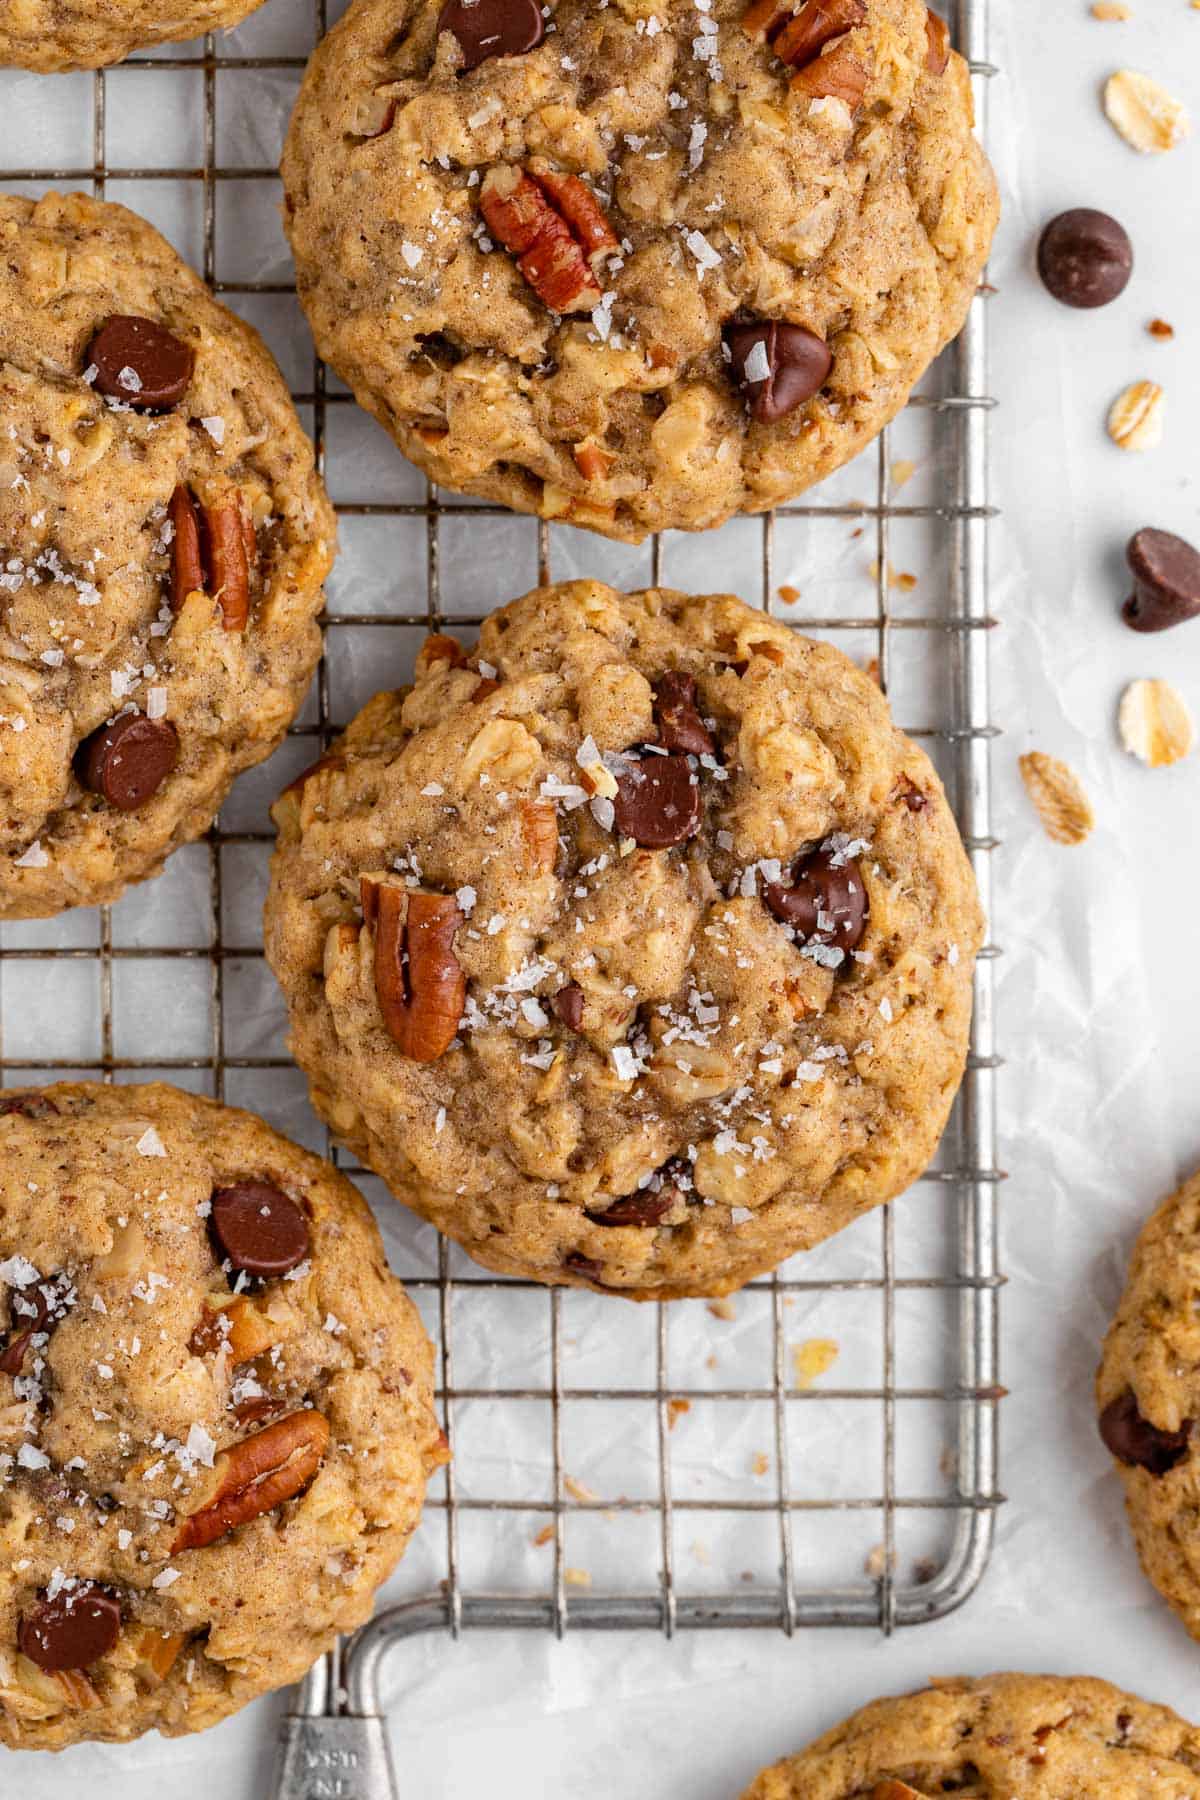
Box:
[0, 1, 1000, 1793]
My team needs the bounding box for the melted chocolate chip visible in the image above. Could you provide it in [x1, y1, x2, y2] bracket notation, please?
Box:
[0, 1091, 59, 1119]
[553, 982, 585, 1031]
[724, 319, 832, 423]
[763, 846, 869, 956]
[1037, 210, 1133, 310]
[563, 1251, 605, 1283]
[1099, 1390, 1191, 1475]
[210, 1182, 310, 1277]
[437, 0, 544, 69]
[87, 316, 194, 410]
[19, 1585, 122, 1672]
[1123, 528, 1200, 633]
[612, 752, 701, 848]
[586, 1190, 674, 1227]
[654, 672, 714, 756]
[77, 713, 180, 811]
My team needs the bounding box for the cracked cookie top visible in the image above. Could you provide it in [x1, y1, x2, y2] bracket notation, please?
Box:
[282, 0, 998, 541]
[0, 0, 270, 70]
[0, 1082, 445, 1748]
[0, 192, 335, 918]
[265, 581, 982, 1299]
[1097, 1169, 1200, 1645]
[739, 1673, 1200, 1798]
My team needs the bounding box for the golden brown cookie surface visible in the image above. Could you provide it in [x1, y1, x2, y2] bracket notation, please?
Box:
[282, 0, 998, 540]
[265, 581, 982, 1298]
[740, 1672, 1200, 1798]
[1097, 1168, 1200, 1642]
[0, 192, 334, 917]
[0, 1083, 445, 1747]
[0, 0, 269, 70]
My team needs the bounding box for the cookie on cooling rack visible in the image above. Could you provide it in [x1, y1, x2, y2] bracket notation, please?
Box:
[281, 0, 998, 542]
[1097, 1167, 1200, 1642]
[264, 580, 982, 1299]
[0, 191, 334, 918]
[738, 1672, 1200, 1797]
[0, 1082, 446, 1748]
[0, 0, 271, 70]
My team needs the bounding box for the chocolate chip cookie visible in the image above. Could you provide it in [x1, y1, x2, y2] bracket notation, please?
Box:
[739, 1672, 1200, 1798]
[0, 191, 335, 918]
[0, 0, 270, 71]
[282, 0, 997, 542]
[0, 1082, 446, 1748]
[264, 580, 982, 1299]
[1097, 1167, 1200, 1643]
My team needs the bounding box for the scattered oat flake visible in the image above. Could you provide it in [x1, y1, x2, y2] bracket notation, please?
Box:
[792, 1337, 839, 1389]
[1118, 678, 1196, 767]
[890, 458, 917, 489]
[1104, 69, 1191, 153]
[532, 1523, 555, 1547]
[777, 585, 801, 607]
[564, 1474, 598, 1503]
[864, 1543, 896, 1579]
[1091, 1, 1130, 16]
[1107, 379, 1164, 451]
[707, 1296, 737, 1321]
[1018, 751, 1094, 846]
[1147, 318, 1175, 340]
[564, 1567, 592, 1588]
[667, 1397, 691, 1429]
[751, 1451, 770, 1476]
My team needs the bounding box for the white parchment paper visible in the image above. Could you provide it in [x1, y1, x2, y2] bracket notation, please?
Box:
[3, 0, 1200, 1792]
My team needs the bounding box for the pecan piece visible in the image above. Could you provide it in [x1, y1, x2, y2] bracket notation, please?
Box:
[166, 486, 256, 630]
[415, 632, 466, 677]
[133, 1628, 187, 1683]
[170, 1408, 330, 1553]
[361, 878, 466, 1061]
[573, 439, 615, 483]
[773, 0, 865, 69]
[480, 163, 617, 314]
[519, 798, 558, 873]
[189, 1294, 283, 1363]
[924, 8, 950, 74]
[790, 37, 868, 104]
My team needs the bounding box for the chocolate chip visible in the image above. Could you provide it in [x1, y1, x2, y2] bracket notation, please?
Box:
[764, 846, 869, 956]
[895, 774, 928, 812]
[1123, 528, 1200, 633]
[437, 0, 544, 69]
[210, 1181, 310, 1277]
[1036, 210, 1133, 310]
[0, 1272, 71, 1375]
[77, 713, 179, 812]
[19, 1585, 122, 1672]
[553, 982, 585, 1031]
[654, 672, 715, 756]
[0, 1091, 58, 1119]
[87, 315, 195, 410]
[1099, 1389, 1191, 1475]
[612, 752, 701, 848]
[724, 319, 832, 423]
[563, 1250, 605, 1282]
[586, 1190, 673, 1227]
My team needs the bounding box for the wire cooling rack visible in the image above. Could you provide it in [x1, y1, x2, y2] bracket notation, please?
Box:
[0, 1, 1000, 1793]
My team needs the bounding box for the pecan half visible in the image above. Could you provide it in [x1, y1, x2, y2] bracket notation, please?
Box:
[361, 878, 466, 1061]
[166, 486, 256, 630]
[480, 162, 618, 313]
[743, 0, 865, 73]
[170, 1408, 330, 1553]
[790, 37, 868, 104]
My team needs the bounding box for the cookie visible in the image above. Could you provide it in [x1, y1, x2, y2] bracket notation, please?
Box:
[739, 1672, 1200, 1798]
[1096, 1168, 1200, 1642]
[0, 192, 335, 917]
[264, 580, 982, 1299]
[281, 0, 998, 542]
[0, 1082, 446, 1748]
[0, 0, 270, 71]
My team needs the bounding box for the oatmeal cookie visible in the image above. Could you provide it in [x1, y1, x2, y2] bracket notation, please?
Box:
[0, 1082, 446, 1748]
[282, 0, 998, 542]
[0, 0, 271, 71]
[0, 191, 334, 917]
[264, 581, 982, 1298]
[740, 1672, 1200, 1797]
[1097, 1168, 1200, 1643]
